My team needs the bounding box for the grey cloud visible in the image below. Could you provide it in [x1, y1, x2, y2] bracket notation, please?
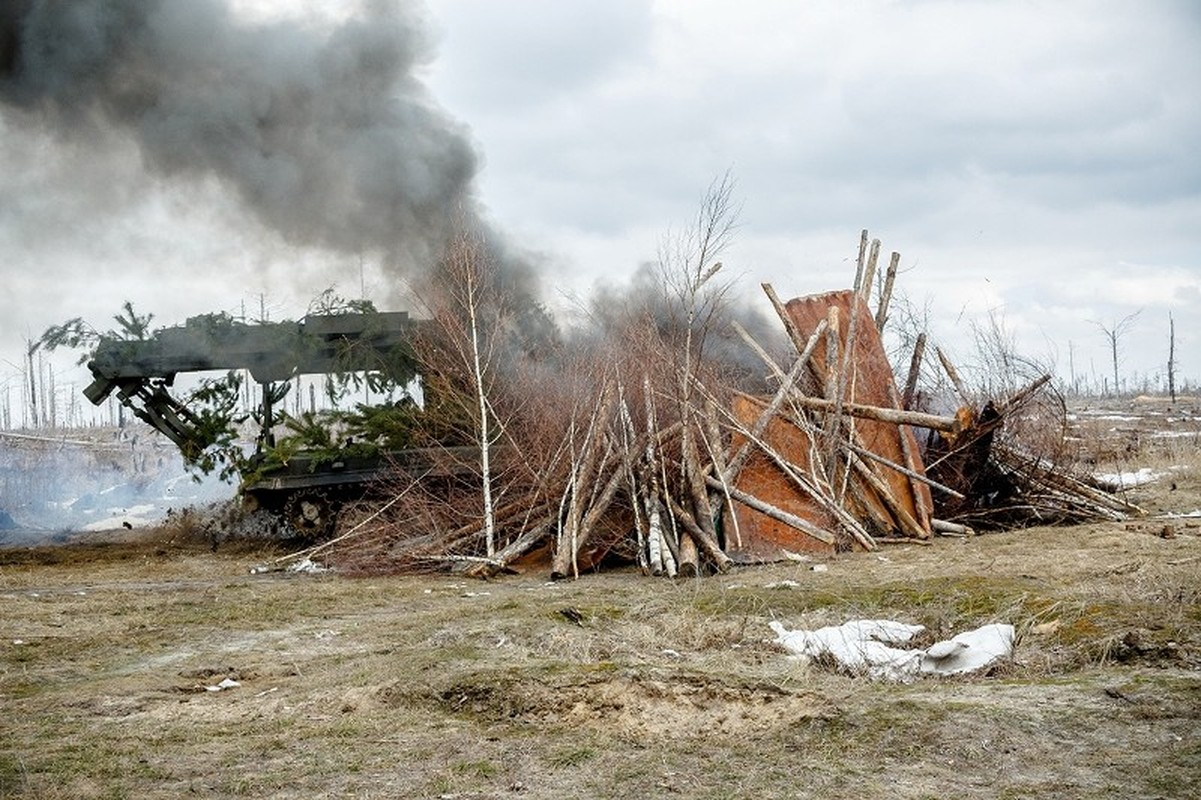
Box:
[456, 0, 1201, 244]
[429, 0, 654, 113]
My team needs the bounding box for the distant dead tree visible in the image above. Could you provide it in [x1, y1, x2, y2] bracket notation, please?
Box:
[24, 338, 39, 428]
[1091, 310, 1141, 396]
[1168, 312, 1177, 403]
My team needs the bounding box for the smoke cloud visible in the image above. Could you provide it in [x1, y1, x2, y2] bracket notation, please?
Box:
[1, 0, 478, 269]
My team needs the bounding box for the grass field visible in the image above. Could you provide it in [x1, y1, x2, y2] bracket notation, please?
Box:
[2, 400, 1199, 799]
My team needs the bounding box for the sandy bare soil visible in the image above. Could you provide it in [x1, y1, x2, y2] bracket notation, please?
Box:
[2, 401, 1200, 798]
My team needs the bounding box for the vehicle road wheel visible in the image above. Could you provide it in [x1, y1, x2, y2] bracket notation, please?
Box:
[283, 490, 338, 540]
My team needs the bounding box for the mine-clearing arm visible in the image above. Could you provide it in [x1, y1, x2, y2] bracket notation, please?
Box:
[83, 311, 423, 459]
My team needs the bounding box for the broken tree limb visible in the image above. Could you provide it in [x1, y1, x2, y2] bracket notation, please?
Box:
[835, 455, 899, 542]
[824, 305, 841, 402]
[852, 229, 869, 292]
[845, 450, 926, 539]
[883, 380, 933, 531]
[618, 390, 652, 573]
[665, 494, 732, 572]
[936, 347, 973, 407]
[699, 396, 742, 550]
[646, 494, 665, 575]
[784, 394, 961, 433]
[762, 283, 813, 357]
[859, 238, 881, 305]
[874, 251, 900, 332]
[875, 536, 932, 546]
[996, 373, 1054, 415]
[841, 438, 965, 499]
[704, 474, 837, 546]
[929, 373, 1056, 475]
[463, 515, 557, 578]
[731, 319, 788, 383]
[824, 305, 845, 478]
[932, 519, 974, 537]
[676, 526, 700, 577]
[680, 405, 720, 548]
[901, 332, 927, 410]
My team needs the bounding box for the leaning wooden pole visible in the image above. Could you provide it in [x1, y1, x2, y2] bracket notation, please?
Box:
[874, 251, 901, 332]
[901, 332, 927, 410]
[785, 395, 961, 433]
[706, 475, 837, 547]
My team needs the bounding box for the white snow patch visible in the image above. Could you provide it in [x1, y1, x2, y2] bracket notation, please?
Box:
[769, 619, 925, 682]
[770, 619, 1014, 682]
[286, 558, 329, 574]
[1093, 467, 1163, 489]
[1150, 430, 1201, 439]
[1161, 509, 1201, 519]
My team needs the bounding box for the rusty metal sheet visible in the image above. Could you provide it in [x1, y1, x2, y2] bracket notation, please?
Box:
[788, 290, 933, 530]
[723, 289, 933, 562]
[724, 394, 838, 561]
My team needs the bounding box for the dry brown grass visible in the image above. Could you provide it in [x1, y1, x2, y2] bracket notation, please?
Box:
[2, 398, 1200, 798]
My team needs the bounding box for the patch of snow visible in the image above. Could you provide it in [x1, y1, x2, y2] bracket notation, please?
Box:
[770, 619, 1015, 682]
[286, 558, 329, 574]
[769, 619, 925, 681]
[1093, 467, 1163, 488]
[919, 624, 1014, 676]
[204, 677, 241, 692]
[1150, 430, 1201, 439]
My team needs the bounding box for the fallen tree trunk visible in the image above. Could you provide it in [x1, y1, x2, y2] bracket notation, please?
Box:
[786, 394, 961, 433]
[705, 474, 837, 547]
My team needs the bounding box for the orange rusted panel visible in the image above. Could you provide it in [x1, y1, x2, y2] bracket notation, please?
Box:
[723, 290, 933, 563]
[788, 290, 933, 529]
[724, 394, 838, 561]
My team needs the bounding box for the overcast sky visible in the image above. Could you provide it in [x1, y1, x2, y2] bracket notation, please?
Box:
[2, 0, 1199, 423]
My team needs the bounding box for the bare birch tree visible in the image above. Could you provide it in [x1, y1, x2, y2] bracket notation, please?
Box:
[1091, 310, 1141, 396]
[414, 229, 506, 555]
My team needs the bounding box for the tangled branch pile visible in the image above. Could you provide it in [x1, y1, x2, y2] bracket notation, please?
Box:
[314, 221, 1138, 579]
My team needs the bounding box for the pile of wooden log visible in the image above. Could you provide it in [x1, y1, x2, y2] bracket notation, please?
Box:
[481, 233, 963, 576]
[323, 230, 1139, 579]
[921, 406, 1144, 530]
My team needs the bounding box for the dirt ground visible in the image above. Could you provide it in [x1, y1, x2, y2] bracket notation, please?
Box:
[2, 403, 1200, 798]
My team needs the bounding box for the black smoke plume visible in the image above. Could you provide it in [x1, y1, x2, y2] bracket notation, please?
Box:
[1, 0, 478, 270]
